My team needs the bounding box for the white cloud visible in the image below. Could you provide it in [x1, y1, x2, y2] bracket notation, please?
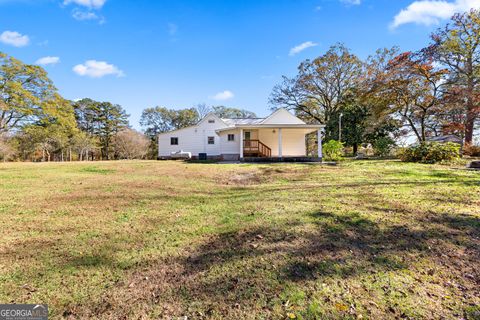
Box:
[63, 0, 106, 9]
[210, 90, 234, 101]
[71, 9, 105, 23]
[391, 0, 480, 29]
[36, 56, 60, 66]
[0, 30, 29, 47]
[72, 9, 98, 20]
[73, 60, 124, 78]
[340, 0, 361, 5]
[289, 41, 318, 56]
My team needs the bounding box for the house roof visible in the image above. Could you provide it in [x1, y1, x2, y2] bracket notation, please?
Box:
[158, 108, 324, 136]
[426, 135, 463, 144]
[217, 108, 323, 132]
[221, 118, 265, 125]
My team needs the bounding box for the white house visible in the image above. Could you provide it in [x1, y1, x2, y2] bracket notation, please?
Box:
[158, 108, 325, 161]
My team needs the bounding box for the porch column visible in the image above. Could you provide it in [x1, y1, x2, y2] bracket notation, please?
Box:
[278, 128, 282, 157]
[240, 128, 244, 159]
[317, 129, 323, 159]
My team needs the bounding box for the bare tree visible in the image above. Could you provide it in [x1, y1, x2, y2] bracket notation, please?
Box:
[0, 134, 16, 162]
[196, 103, 212, 119]
[113, 129, 149, 160]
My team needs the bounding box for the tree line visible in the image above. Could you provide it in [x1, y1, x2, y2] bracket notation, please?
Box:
[271, 9, 480, 154]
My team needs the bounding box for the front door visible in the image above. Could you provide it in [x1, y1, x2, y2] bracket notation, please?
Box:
[244, 131, 251, 140]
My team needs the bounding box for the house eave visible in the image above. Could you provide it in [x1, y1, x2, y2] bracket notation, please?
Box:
[215, 124, 325, 133]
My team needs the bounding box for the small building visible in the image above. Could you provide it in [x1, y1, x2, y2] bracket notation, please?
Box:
[158, 108, 325, 161]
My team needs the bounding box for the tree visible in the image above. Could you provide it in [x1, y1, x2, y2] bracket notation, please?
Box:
[334, 94, 370, 154]
[72, 98, 99, 135]
[0, 134, 16, 161]
[429, 9, 480, 145]
[0, 52, 57, 132]
[140, 106, 198, 159]
[372, 51, 448, 142]
[95, 102, 129, 160]
[72, 131, 97, 161]
[73, 99, 129, 160]
[113, 128, 149, 160]
[211, 106, 257, 118]
[196, 103, 212, 119]
[140, 106, 199, 136]
[270, 44, 363, 128]
[13, 95, 79, 161]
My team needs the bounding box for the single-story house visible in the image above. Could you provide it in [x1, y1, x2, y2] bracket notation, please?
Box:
[158, 108, 325, 161]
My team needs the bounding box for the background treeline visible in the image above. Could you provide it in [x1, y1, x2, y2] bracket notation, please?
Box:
[1, 10, 479, 162]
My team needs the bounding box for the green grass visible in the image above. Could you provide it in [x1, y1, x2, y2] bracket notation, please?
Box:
[0, 160, 479, 319]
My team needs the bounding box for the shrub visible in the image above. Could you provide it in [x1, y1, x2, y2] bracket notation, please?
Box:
[398, 142, 461, 163]
[373, 136, 396, 158]
[322, 140, 344, 161]
[463, 144, 480, 157]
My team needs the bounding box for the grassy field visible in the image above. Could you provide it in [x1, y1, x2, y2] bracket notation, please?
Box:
[0, 160, 479, 319]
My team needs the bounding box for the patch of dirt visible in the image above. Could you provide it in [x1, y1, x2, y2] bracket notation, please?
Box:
[227, 172, 263, 185]
[225, 166, 313, 186]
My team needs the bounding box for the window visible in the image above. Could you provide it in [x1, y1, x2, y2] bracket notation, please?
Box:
[208, 119, 215, 123]
[228, 134, 235, 141]
[170, 137, 178, 145]
[244, 131, 251, 140]
[208, 136, 215, 144]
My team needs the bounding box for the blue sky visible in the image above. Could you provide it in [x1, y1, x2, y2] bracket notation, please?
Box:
[1, 0, 479, 129]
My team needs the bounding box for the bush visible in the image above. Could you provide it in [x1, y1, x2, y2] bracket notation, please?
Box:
[373, 136, 396, 158]
[322, 140, 344, 161]
[398, 142, 461, 164]
[463, 144, 480, 157]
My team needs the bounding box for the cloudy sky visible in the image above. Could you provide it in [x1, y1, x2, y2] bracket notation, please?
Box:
[1, 0, 479, 128]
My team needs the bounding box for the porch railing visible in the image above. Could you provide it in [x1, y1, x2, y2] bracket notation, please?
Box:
[243, 140, 272, 157]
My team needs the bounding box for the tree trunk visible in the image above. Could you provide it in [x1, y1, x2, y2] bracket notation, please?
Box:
[465, 103, 476, 145]
[421, 117, 426, 142]
[464, 60, 476, 145]
[353, 143, 358, 155]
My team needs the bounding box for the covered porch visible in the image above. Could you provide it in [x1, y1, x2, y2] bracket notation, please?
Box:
[237, 125, 324, 161]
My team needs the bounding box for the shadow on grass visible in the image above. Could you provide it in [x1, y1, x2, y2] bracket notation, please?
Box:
[71, 209, 480, 319]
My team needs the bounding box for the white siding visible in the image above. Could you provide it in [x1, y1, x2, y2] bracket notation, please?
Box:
[158, 114, 228, 157]
[218, 129, 240, 155]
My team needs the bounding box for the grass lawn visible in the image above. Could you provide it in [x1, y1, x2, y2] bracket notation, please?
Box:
[0, 160, 479, 319]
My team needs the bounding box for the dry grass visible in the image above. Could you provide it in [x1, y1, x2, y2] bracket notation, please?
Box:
[0, 160, 479, 319]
